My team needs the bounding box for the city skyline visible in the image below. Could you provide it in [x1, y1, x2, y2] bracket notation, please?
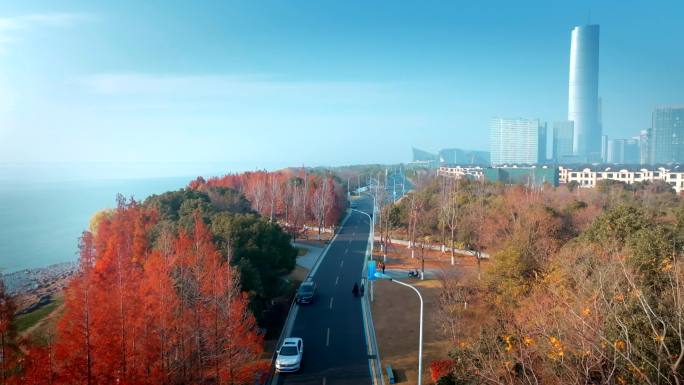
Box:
[0, 1, 683, 177]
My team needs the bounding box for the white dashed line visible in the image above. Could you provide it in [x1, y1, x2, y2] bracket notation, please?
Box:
[326, 328, 330, 347]
[340, 260, 344, 267]
[335, 276, 339, 285]
[329, 297, 334, 310]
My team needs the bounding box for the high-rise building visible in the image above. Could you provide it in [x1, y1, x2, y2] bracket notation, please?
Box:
[490, 118, 547, 165]
[639, 129, 650, 165]
[568, 24, 601, 162]
[606, 138, 640, 164]
[649, 106, 684, 164]
[601, 134, 608, 162]
[553, 121, 574, 162]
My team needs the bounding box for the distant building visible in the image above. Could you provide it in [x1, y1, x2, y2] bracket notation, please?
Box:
[483, 166, 558, 186]
[412, 147, 439, 166]
[553, 121, 574, 162]
[649, 106, 684, 164]
[639, 129, 650, 165]
[412, 147, 490, 167]
[439, 165, 557, 187]
[568, 24, 602, 162]
[490, 118, 547, 165]
[560, 166, 684, 193]
[437, 166, 484, 180]
[606, 138, 640, 164]
[438, 148, 490, 165]
[601, 134, 608, 162]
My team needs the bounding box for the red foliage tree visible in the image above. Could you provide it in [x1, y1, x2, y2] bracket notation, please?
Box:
[429, 359, 454, 382]
[0, 279, 18, 385]
[20, 195, 265, 385]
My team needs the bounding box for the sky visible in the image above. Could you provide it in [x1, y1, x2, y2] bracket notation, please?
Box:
[0, 0, 682, 179]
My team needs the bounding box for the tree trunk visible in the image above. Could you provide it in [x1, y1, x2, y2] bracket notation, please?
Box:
[450, 228, 455, 266]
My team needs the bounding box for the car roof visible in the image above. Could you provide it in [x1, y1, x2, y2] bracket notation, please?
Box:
[300, 281, 314, 286]
[283, 337, 302, 345]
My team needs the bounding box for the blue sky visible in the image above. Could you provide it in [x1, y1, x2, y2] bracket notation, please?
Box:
[0, 0, 682, 177]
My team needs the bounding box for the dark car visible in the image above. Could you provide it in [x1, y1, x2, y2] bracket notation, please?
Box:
[296, 280, 317, 304]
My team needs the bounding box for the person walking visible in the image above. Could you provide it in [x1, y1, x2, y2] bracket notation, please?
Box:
[381, 261, 386, 274]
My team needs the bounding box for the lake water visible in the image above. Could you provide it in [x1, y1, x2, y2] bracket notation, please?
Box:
[0, 177, 189, 272]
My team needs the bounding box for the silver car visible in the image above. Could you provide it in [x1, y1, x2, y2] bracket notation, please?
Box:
[275, 337, 304, 372]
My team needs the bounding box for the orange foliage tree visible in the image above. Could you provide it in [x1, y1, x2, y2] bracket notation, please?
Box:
[21, 198, 263, 385]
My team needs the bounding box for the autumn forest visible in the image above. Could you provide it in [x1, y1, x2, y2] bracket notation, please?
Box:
[0, 169, 345, 385]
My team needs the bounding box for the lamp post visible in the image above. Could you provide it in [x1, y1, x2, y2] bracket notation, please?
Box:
[352, 193, 375, 301]
[374, 272, 424, 385]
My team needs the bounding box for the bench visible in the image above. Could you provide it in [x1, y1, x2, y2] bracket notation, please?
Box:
[386, 364, 395, 384]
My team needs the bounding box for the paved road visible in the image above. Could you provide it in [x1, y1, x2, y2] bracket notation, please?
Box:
[275, 197, 374, 385]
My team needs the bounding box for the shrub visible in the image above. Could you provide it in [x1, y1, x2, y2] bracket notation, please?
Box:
[430, 359, 454, 382]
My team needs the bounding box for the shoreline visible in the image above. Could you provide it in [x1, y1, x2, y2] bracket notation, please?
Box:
[3, 261, 77, 314]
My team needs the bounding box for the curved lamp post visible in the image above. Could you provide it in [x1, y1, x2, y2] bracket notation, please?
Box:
[374, 272, 424, 385]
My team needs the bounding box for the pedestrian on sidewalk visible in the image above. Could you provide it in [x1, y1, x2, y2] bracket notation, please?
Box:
[381, 261, 386, 274]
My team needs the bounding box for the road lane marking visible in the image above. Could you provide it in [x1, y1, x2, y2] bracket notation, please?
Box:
[335, 276, 339, 285]
[326, 328, 330, 347]
[329, 297, 334, 310]
[340, 260, 344, 267]
[323, 377, 327, 385]
[345, 248, 348, 254]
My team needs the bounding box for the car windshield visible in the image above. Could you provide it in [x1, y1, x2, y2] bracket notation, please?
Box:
[280, 346, 298, 356]
[298, 285, 313, 294]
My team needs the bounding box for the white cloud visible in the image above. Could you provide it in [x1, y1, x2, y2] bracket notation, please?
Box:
[0, 12, 90, 53]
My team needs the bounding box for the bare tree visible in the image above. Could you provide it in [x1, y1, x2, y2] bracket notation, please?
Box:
[311, 177, 333, 240]
[248, 175, 267, 216]
[442, 178, 461, 265]
[268, 173, 282, 223]
[437, 272, 471, 344]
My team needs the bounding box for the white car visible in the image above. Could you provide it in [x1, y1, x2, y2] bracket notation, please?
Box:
[275, 337, 304, 372]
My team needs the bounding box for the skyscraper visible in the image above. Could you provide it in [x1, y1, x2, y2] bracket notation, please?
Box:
[552, 121, 574, 162]
[606, 138, 640, 164]
[639, 129, 650, 165]
[649, 106, 684, 164]
[490, 118, 547, 165]
[568, 24, 601, 162]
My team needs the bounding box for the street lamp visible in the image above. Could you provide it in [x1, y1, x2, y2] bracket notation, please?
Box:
[374, 272, 424, 385]
[352, 194, 375, 301]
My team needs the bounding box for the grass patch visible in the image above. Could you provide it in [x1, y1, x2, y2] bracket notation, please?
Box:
[296, 246, 309, 256]
[13, 297, 63, 333]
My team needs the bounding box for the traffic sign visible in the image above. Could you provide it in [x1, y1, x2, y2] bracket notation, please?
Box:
[367, 260, 376, 281]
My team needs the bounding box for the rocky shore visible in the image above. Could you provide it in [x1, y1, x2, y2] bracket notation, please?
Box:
[3, 261, 77, 312]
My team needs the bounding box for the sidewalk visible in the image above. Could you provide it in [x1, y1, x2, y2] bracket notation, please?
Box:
[292, 241, 324, 270]
[375, 236, 490, 259]
[380, 267, 440, 280]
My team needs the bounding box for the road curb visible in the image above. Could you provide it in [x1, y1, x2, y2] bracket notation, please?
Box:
[358, 212, 385, 385]
[269, 210, 352, 385]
